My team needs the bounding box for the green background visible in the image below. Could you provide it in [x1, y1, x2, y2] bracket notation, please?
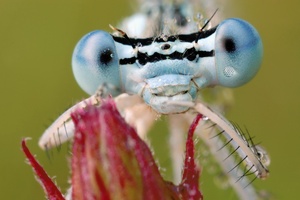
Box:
[1, 0, 298, 199]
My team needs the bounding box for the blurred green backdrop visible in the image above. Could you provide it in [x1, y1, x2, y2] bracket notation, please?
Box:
[1, 0, 299, 199]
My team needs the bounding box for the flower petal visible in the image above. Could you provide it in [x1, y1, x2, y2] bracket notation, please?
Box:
[70, 99, 179, 200]
[178, 114, 203, 200]
[22, 139, 65, 200]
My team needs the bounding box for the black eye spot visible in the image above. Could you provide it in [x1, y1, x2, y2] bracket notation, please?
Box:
[100, 49, 113, 65]
[223, 38, 236, 53]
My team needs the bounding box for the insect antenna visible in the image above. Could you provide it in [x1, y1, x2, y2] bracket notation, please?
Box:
[109, 24, 136, 49]
[195, 8, 218, 43]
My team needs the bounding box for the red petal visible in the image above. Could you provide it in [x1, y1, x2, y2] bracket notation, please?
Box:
[70, 99, 179, 200]
[179, 114, 203, 200]
[22, 139, 65, 200]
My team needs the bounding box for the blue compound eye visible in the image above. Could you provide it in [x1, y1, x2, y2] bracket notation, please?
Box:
[72, 30, 120, 95]
[214, 18, 263, 87]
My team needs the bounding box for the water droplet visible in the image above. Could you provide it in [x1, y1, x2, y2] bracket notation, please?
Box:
[202, 116, 209, 121]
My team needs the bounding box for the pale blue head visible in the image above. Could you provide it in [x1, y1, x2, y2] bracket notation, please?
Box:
[71, 18, 263, 114]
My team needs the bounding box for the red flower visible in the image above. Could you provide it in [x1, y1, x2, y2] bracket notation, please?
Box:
[22, 99, 203, 200]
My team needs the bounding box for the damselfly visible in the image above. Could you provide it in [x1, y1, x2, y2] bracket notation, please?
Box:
[39, 0, 270, 199]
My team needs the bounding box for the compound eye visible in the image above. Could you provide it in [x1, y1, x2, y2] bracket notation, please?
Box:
[72, 31, 120, 95]
[215, 18, 263, 87]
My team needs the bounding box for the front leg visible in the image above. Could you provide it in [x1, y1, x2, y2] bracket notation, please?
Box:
[168, 113, 191, 184]
[115, 94, 159, 140]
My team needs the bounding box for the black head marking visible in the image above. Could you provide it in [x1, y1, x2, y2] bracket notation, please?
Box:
[161, 43, 171, 50]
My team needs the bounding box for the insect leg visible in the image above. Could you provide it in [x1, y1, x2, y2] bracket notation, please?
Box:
[38, 95, 100, 149]
[168, 113, 190, 183]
